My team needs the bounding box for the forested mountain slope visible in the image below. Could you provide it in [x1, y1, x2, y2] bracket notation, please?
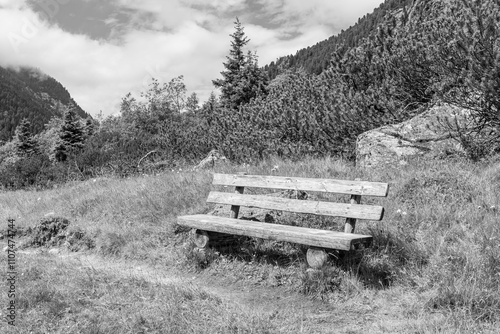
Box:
[0, 66, 88, 142]
[263, 0, 412, 79]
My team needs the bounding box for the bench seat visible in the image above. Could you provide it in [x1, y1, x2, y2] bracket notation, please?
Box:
[178, 214, 372, 251]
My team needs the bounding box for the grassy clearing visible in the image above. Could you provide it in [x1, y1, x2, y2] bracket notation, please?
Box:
[1, 156, 500, 332]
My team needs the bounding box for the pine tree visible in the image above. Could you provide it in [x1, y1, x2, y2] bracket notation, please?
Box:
[185, 92, 200, 113]
[60, 108, 84, 148]
[14, 118, 38, 156]
[84, 117, 95, 138]
[213, 18, 268, 109]
[54, 108, 85, 161]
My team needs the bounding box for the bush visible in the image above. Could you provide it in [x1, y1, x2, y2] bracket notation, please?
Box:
[24, 217, 70, 248]
[0, 154, 77, 190]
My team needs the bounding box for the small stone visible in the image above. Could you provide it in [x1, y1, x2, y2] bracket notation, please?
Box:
[48, 248, 60, 254]
[192, 149, 228, 170]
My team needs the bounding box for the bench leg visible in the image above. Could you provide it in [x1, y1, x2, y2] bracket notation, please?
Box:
[306, 247, 328, 269]
[193, 229, 210, 248]
[193, 229, 240, 249]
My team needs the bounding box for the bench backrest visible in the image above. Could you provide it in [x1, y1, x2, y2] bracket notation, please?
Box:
[209, 173, 389, 233]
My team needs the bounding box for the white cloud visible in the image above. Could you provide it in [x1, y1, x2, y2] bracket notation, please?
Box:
[0, 0, 383, 118]
[0, 0, 21, 8]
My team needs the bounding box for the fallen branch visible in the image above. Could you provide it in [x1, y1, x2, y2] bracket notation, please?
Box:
[137, 150, 158, 169]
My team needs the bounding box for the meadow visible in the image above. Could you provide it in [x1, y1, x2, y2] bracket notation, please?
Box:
[1, 156, 499, 333]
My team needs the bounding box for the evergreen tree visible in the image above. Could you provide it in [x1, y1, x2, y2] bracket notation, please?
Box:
[237, 51, 268, 105]
[54, 108, 85, 161]
[213, 18, 268, 109]
[60, 108, 84, 149]
[185, 92, 200, 113]
[84, 117, 95, 138]
[199, 92, 221, 149]
[202, 92, 219, 114]
[14, 118, 38, 156]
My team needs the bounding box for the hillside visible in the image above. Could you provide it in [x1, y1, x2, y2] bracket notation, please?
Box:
[263, 0, 412, 79]
[0, 66, 88, 142]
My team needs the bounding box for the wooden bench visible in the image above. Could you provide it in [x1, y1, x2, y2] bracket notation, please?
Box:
[178, 173, 389, 268]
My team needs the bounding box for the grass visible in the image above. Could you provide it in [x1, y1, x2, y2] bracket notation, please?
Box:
[1, 155, 500, 332]
[0, 252, 277, 334]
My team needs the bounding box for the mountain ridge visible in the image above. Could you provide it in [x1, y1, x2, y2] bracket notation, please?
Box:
[0, 65, 88, 142]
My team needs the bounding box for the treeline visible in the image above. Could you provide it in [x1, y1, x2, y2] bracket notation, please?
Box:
[1, 0, 500, 190]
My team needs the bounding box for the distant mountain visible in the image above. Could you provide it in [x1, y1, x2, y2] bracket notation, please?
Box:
[0, 65, 89, 142]
[263, 0, 412, 79]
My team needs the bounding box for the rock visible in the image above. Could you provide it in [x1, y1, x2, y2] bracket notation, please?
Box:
[193, 149, 228, 170]
[356, 104, 469, 168]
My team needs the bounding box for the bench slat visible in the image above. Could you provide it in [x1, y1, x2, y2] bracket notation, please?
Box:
[178, 214, 372, 250]
[213, 174, 389, 197]
[207, 191, 384, 221]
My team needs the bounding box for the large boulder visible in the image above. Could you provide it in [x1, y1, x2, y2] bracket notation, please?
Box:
[356, 104, 469, 168]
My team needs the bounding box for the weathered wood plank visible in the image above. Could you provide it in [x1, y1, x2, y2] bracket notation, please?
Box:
[178, 214, 373, 251]
[213, 174, 389, 197]
[207, 191, 384, 221]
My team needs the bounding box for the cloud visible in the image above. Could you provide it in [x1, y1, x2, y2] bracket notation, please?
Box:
[0, 0, 383, 117]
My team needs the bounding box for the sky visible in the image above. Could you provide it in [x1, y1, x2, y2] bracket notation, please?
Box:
[0, 0, 384, 117]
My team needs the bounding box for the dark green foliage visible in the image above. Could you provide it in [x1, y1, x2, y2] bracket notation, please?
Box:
[429, 0, 500, 152]
[0, 154, 63, 189]
[213, 18, 268, 109]
[74, 140, 113, 177]
[60, 108, 85, 148]
[84, 117, 96, 138]
[14, 118, 38, 156]
[55, 108, 85, 161]
[203, 62, 416, 162]
[185, 92, 200, 113]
